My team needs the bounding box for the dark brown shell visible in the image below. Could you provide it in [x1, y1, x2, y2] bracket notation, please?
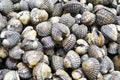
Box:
[71, 24, 88, 39]
[82, 58, 100, 80]
[62, 34, 76, 51]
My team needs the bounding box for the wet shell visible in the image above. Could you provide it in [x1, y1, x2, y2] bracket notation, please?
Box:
[30, 8, 48, 24]
[86, 27, 105, 46]
[62, 34, 76, 51]
[44, 48, 54, 56]
[81, 11, 96, 26]
[71, 24, 88, 39]
[53, 69, 72, 80]
[88, 45, 104, 61]
[52, 55, 64, 71]
[100, 56, 114, 74]
[64, 50, 81, 69]
[21, 37, 38, 51]
[33, 62, 52, 80]
[75, 39, 89, 55]
[82, 58, 101, 80]
[21, 26, 37, 39]
[1, 30, 20, 48]
[36, 21, 52, 37]
[113, 55, 120, 70]
[63, 0, 81, 16]
[17, 62, 32, 79]
[101, 24, 118, 41]
[52, 23, 70, 42]
[22, 50, 44, 68]
[59, 13, 75, 28]
[4, 71, 20, 80]
[0, 47, 8, 58]
[0, 14, 7, 31]
[52, 3, 63, 16]
[108, 42, 118, 55]
[7, 18, 23, 33]
[41, 36, 55, 49]
[95, 9, 117, 25]
[17, 10, 30, 25]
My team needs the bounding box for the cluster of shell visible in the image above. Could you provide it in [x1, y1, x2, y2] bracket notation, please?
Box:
[0, 0, 120, 80]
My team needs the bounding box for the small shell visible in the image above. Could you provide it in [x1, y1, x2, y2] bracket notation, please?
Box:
[33, 62, 52, 80]
[62, 34, 76, 51]
[52, 23, 70, 42]
[100, 56, 114, 74]
[5, 58, 18, 69]
[86, 27, 105, 46]
[41, 55, 49, 65]
[36, 21, 52, 37]
[0, 47, 8, 58]
[88, 45, 104, 61]
[53, 69, 72, 80]
[82, 58, 101, 80]
[4, 71, 20, 80]
[49, 16, 61, 24]
[64, 50, 81, 69]
[59, 13, 75, 28]
[30, 8, 48, 24]
[101, 24, 118, 41]
[7, 18, 23, 33]
[86, 0, 99, 5]
[113, 55, 120, 70]
[36, 41, 43, 51]
[63, 0, 81, 16]
[41, 36, 55, 49]
[19, 0, 29, 11]
[52, 55, 64, 71]
[45, 48, 54, 56]
[21, 26, 37, 39]
[9, 43, 24, 60]
[81, 11, 96, 26]
[0, 69, 10, 80]
[0, 14, 7, 31]
[71, 68, 85, 80]
[52, 3, 63, 16]
[75, 14, 82, 24]
[75, 39, 89, 55]
[56, 48, 66, 57]
[1, 30, 20, 48]
[108, 42, 118, 55]
[17, 10, 30, 25]
[71, 24, 88, 39]
[81, 54, 89, 62]
[17, 62, 32, 79]
[95, 8, 117, 25]
[22, 50, 44, 68]
[21, 37, 38, 51]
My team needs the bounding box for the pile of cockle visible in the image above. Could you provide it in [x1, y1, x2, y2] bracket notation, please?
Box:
[0, 0, 120, 80]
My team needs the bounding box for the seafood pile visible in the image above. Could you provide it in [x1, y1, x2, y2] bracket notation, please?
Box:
[0, 0, 120, 80]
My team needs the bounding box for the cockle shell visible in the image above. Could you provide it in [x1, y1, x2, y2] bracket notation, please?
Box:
[64, 50, 81, 69]
[45, 48, 54, 56]
[0, 69, 10, 80]
[0, 14, 7, 31]
[0, 47, 8, 58]
[108, 42, 118, 55]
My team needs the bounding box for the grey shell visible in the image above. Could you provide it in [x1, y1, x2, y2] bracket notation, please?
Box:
[0, 14, 7, 31]
[108, 42, 118, 55]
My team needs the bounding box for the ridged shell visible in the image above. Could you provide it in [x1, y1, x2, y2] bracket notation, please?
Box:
[64, 50, 81, 69]
[52, 23, 70, 42]
[4, 71, 20, 80]
[113, 55, 120, 70]
[63, 0, 81, 16]
[101, 24, 118, 41]
[41, 36, 55, 49]
[88, 45, 104, 61]
[75, 39, 89, 55]
[86, 27, 105, 46]
[41, 55, 49, 65]
[71, 24, 88, 39]
[30, 8, 48, 24]
[9, 43, 24, 60]
[59, 13, 75, 28]
[52, 55, 64, 71]
[82, 58, 100, 80]
[81, 11, 96, 26]
[0, 14, 7, 31]
[100, 56, 114, 74]
[52, 3, 63, 16]
[17, 11, 30, 25]
[1, 30, 20, 48]
[45, 48, 54, 56]
[96, 9, 117, 25]
[7, 18, 23, 33]
[53, 69, 72, 80]
[0, 47, 8, 58]
[22, 50, 44, 68]
[108, 42, 118, 55]
[33, 62, 52, 80]
[36, 21, 52, 37]
[17, 62, 32, 79]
